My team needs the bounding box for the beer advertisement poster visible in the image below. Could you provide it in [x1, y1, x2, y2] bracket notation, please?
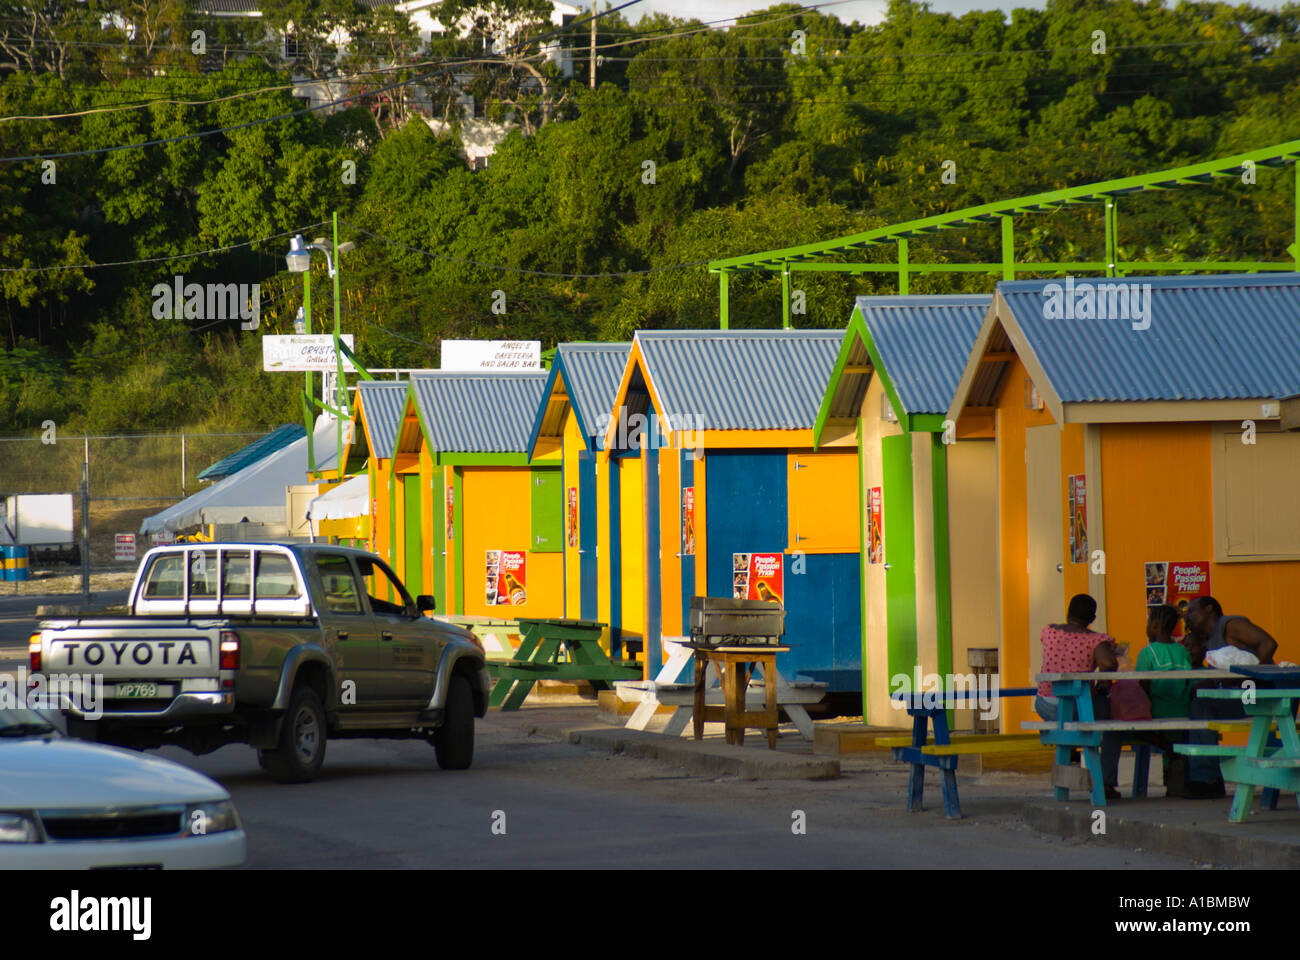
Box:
[445, 485, 454, 542]
[486, 550, 527, 606]
[732, 552, 782, 603]
[566, 487, 578, 548]
[681, 487, 695, 556]
[868, 487, 884, 564]
[1068, 474, 1088, 563]
[1144, 560, 1209, 637]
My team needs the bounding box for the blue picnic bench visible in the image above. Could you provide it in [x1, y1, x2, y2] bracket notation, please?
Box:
[884, 687, 1039, 819]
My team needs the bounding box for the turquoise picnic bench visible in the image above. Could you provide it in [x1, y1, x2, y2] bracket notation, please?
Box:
[485, 617, 643, 711]
[1027, 669, 1249, 806]
[1174, 664, 1300, 822]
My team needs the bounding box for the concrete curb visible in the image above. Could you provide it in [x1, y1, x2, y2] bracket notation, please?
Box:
[535, 723, 841, 780]
[1023, 801, 1300, 869]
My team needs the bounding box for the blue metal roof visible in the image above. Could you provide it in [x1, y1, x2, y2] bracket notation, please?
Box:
[527, 343, 630, 453]
[355, 381, 409, 459]
[854, 295, 991, 416]
[998, 273, 1300, 402]
[635, 330, 843, 430]
[196, 423, 304, 481]
[410, 371, 549, 453]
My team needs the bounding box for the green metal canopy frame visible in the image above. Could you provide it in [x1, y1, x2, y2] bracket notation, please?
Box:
[708, 139, 1300, 329]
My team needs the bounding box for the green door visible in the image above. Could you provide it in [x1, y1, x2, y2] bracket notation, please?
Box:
[403, 474, 423, 596]
[530, 468, 563, 553]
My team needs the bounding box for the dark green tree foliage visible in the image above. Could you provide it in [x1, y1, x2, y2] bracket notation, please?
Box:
[0, 0, 1298, 433]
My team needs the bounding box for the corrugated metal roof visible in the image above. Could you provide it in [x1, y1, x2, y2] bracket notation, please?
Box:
[355, 381, 409, 459]
[635, 330, 843, 430]
[410, 372, 549, 453]
[855, 295, 991, 416]
[557, 343, 630, 439]
[999, 273, 1300, 402]
[196, 423, 304, 481]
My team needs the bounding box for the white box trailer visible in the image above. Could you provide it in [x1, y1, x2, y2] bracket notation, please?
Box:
[2, 493, 79, 565]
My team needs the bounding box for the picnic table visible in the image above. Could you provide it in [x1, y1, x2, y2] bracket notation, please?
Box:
[1027, 669, 1248, 806]
[1174, 664, 1300, 822]
[485, 618, 642, 711]
[884, 687, 1039, 819]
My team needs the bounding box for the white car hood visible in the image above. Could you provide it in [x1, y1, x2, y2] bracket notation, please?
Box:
[0, 738, 229, 809]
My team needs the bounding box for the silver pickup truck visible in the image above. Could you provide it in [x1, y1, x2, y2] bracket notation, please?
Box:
[29, 542, 489, 783]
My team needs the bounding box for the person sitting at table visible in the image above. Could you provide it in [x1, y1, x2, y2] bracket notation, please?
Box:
[1035, 593, 1122, 799]
[1136, 605, 1194, 796]
[1177, 628, 1228, 799]
[1185, 596, 1277, 664]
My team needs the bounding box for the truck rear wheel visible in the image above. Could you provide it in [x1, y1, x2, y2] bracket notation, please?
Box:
[259, 685, 327, 783]
[432, 673, 474, 770]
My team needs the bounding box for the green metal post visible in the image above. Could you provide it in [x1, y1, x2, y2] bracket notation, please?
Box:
[898, 238, 909, 294]
[1295, 165, 1299, 270]
[719, 272, 729, 329]
[1105, 201, 1117, 278]
[1001, 215, 1014, 281]
[781, 267, 790, 329]
[303, 271, 314, 474]
[334, 211, 345, 481]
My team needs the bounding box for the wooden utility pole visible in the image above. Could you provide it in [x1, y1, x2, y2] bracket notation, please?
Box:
[589, 1, 597, 88]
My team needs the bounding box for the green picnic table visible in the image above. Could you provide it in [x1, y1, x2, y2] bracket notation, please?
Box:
[1175, 665, 1300, 822]
[485, 618, 643, 711]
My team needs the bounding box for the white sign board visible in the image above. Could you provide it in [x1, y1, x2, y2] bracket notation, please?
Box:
[262, 335, 357, 373]
[115, 533, 136, 562]
[4, 494, 74, 545]
[441, 340, 541, 371]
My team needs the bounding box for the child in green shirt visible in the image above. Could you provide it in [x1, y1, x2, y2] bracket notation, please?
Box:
[1138, 604, 1192, 717]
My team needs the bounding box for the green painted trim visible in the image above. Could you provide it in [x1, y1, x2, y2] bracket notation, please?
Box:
[929, 435, 954, 726]
[709, 138, 1300, 271]
[435, 452, 533, 466]
[452, 467, 464, 614]
[387, 467, 398, 589]
[813, 308, 870, 448]
[858, 418, 870, 720]
[908, 414, 947, 433]
[881, 434, 917, 688]
[431, 470, 446, 613]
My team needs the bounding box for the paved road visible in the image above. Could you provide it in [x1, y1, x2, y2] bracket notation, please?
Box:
[0, 592, 130, 668]
[140, 715, 1203, 869]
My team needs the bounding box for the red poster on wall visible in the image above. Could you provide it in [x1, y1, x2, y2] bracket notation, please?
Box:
[445, 485, 454, 542]
[868, 487, 884, 564]
[682, 487, 695, 556]
[1145, 560, 1210, 638]
[732, 553, 783, 603]
[486, 550, 527, 606]
[566, 487, 578, 548]
[1068, 474, 1088, 563]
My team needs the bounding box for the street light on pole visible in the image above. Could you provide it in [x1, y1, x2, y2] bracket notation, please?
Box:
[285, 228, 353, 477]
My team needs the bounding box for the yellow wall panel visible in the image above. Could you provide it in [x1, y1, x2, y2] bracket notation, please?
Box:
[787, 448, 862, 553]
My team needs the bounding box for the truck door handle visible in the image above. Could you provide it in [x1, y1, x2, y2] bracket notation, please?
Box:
[381, 631, 394, 641]
[337, 631, 348, 641]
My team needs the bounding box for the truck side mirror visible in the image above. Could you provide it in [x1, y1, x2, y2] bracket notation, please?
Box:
[416, 595, 436, 613]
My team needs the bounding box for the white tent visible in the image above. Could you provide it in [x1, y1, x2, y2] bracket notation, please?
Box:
[306, 473, 369, 536]
[141, 418, 344, 535]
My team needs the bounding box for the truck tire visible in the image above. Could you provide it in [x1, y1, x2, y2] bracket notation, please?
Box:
[432, 673, 474, 770]
[259, 685, 327, 783]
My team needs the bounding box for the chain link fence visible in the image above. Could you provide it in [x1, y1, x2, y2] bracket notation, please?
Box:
[0, 432, 270, 590]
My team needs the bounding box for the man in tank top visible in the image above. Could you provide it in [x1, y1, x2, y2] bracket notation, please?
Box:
[1185, 596, 1277, 664]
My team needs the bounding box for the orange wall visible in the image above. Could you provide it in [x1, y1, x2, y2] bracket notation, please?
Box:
[993, 354, 1056, 733]
[460, 466, 563, 618]
[1101, 422, 1300, 663]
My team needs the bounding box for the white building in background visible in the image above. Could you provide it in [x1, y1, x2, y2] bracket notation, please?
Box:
[190, 0, 581, 165]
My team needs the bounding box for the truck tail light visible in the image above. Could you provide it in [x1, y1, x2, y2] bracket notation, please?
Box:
[219, 631, 240, 671]
[28, 633, 41, 672]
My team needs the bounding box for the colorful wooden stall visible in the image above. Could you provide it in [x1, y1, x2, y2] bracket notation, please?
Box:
[946, 273, 1300, 733]
[393, 371, 562, 618]
[526, 343, 631, 624]
[814, 295, 996, 728]
[603, 329, 859, 690]
[345, 380, 408, 564]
